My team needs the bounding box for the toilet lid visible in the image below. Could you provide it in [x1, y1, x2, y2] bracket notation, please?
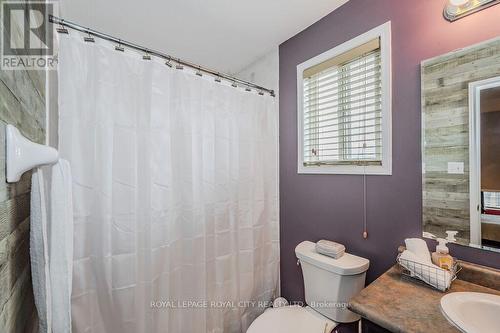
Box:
[247, 306, 337, 333]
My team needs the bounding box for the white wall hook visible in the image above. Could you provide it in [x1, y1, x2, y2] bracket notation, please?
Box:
[6, 124, 59, 183]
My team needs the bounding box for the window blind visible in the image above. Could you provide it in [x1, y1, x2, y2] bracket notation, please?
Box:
[302, 38, 383, 166]
[484, 192, 500, 210]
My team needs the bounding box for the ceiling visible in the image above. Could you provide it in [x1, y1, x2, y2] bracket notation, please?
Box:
[59, 0, 348, 74]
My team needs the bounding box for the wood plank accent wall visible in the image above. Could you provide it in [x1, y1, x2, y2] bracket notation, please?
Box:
[0, 0, 47, 331]
[422, 38, 500, 245]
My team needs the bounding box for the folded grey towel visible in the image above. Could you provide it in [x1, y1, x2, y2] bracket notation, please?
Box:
[315, 240, 345, 259]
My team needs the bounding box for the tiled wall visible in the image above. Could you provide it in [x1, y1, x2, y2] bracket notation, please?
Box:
[0, 0, 47, 331]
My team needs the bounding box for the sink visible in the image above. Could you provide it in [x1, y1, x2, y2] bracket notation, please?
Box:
[440, 292, 500, 333]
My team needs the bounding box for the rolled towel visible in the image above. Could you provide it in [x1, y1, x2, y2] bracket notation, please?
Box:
[315, 240, 345, 259]
[405, 238, 432, 264]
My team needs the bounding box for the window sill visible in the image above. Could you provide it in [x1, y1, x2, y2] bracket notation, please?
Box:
[297, 164, 392, 175]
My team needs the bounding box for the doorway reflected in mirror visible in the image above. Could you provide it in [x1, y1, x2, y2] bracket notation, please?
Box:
[471, 81, 500, 251]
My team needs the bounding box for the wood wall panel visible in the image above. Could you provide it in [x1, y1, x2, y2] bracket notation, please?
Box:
[422, 38, 500, 244]
[0, 0, 47, 331]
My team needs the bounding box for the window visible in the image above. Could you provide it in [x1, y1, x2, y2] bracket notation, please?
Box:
[483, 191, 500, 213]
[297, 22, 392, 175]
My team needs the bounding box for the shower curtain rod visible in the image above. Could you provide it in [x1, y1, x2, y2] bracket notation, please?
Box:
[49, 15, 275, 97]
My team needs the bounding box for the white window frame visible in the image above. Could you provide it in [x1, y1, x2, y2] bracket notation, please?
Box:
[468, 75, 500, 247]
[296, 21, 392, 175]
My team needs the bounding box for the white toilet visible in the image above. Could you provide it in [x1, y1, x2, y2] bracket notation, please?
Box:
[247, 241, 370, 333]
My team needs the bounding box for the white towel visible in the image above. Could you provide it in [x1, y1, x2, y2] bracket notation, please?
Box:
[30, 168, 52, 333]
[400, 250, 451, 291]
[315, 240, 345, 259]
[48, 159, 74, 333]
[404, 238, 432, 264]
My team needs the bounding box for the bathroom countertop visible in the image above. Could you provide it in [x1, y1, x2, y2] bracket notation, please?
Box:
[349, 265, 500, 333]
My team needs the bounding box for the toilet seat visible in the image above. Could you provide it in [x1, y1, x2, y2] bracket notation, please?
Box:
[247, 306, 337, 333]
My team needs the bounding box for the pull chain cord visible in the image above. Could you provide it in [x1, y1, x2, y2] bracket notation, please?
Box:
[361, 57, 368, 240]
[362, 142, 368, 239]
[363, 165, 368, 239]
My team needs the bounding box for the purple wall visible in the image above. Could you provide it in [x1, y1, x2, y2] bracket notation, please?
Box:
[279, 0, 500, 305]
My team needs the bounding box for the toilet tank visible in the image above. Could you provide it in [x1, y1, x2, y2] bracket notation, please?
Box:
[295, 241, 370, 323]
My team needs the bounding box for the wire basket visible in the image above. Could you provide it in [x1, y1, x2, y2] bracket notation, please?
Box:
[396, 253, 461, 292]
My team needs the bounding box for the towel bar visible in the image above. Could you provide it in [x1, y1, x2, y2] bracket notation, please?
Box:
[6, 125, 59, 183]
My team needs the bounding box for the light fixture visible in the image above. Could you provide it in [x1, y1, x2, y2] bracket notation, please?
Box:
[450, 0, 470, 5]
[444, 0, 500, 21]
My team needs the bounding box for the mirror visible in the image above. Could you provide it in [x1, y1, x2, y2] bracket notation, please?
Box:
[470, 80, 500, 251]
[422, 38, 500, 252]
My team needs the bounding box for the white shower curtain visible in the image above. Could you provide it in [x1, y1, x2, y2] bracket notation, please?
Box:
[58, 35, 279, 333]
